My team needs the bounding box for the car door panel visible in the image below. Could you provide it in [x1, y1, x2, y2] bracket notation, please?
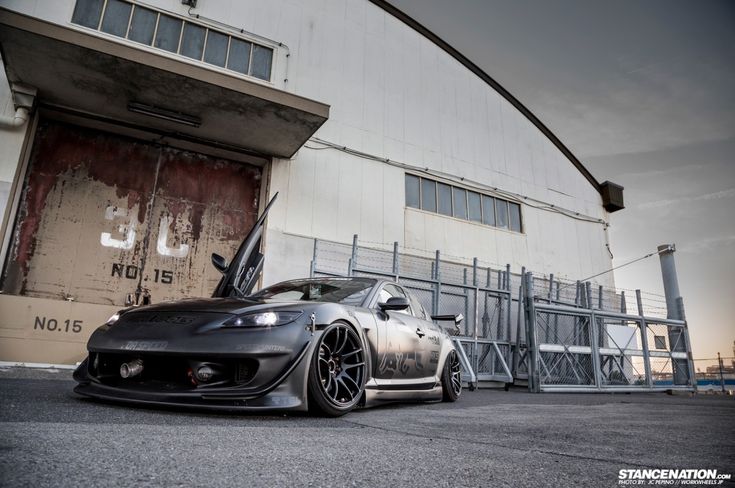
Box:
[372, 284, 437, 387]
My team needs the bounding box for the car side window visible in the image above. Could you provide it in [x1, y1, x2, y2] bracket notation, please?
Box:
[377, 284, 413, 316]
[408, 293, 427, 320]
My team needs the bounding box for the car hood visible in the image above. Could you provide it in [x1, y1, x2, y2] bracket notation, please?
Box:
[121, 297, 307, 316]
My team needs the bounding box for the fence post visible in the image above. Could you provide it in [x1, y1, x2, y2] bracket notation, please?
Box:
[636, 289, 654, 388]
[392, 241, 399, 280]
[524, 272, 540, 392]
[433, 250, 441, 317]
[588, 282, 602, 389]
[553, 279, 560, 344]
[545, 274, 555, 344]
[472, 258, 478, 287]
[483, 268, 491, 339]
[348, 234, 358, 276]
[473, 269, 480, 377]
[472, 259, 480, 362]
[676, 297, 696, 390]
[310, 239, 318, 277]
[548, 274, 555, 302]
[512, 266, 525, 378]
[505, 264, 512, 345]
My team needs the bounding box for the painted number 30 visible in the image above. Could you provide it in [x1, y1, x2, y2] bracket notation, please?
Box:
[100, 206, 190, 258]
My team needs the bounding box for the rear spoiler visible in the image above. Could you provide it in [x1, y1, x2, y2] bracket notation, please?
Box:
[431, 313, 464, 325]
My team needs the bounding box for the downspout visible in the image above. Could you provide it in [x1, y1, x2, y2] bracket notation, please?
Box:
[0, 83, 36, 130]
[0, 106, 29, 129]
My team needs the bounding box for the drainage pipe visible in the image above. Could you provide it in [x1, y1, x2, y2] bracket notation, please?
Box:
[0, 106, 29, 129]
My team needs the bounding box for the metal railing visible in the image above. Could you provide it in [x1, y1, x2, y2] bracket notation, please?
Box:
[521, 273, 696, 393]
[310, 235, 514, 386]
[307, 235, 696, 393]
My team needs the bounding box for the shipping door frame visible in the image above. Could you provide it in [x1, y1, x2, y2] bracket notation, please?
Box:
[0, 106, 275, 298]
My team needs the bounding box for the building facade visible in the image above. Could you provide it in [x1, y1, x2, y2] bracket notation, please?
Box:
[0, 0, 622, 363]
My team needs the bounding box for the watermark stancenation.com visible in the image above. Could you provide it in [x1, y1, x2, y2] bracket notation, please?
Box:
[619, 469, 732, 485]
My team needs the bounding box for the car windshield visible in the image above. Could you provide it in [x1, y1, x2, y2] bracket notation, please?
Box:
[251, 278, 376, 306]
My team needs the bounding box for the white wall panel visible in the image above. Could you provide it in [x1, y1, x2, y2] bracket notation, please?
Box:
[0, 0, 616, 289]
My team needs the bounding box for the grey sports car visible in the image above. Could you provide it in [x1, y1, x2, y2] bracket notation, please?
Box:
[73, 195, 462, 416]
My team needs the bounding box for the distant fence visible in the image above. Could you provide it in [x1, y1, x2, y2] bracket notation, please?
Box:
[692, 357, 735, 393]
[309, 235, 696, 393]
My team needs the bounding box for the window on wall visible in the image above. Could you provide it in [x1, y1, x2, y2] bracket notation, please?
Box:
[405, 174, 523, 233]
[437, 183, 452, 216]
[421, 179, 437, 212]
[405, 175, 420, 209]
[71, 0, 275, 81]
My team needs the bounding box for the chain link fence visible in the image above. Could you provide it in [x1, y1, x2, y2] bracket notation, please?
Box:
[692, 356, 734, 393]
[310, 236, 514, 385]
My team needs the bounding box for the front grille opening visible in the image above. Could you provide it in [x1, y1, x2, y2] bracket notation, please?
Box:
[235, 360, 257, 385]
[92, 354, 258, 390]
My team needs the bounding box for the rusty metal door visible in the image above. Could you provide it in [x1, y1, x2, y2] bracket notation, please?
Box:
[1, 120, 262, 306]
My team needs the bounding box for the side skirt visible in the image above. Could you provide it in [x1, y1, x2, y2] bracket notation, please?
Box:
[363, 385, 443, 407]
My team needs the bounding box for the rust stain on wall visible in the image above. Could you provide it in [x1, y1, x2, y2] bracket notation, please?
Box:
[156, 148, 261, 241]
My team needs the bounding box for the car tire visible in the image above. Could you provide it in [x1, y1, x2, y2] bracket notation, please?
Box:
[307, 321, 366, 417]
[441, 349, 462, 402]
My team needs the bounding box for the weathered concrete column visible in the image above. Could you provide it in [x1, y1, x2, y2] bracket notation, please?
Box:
[658, 244, 689, 385]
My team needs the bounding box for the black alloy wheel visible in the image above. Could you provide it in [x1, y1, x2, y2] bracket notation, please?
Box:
[441, 349, 462, 402]
[307, 322, 366, 416]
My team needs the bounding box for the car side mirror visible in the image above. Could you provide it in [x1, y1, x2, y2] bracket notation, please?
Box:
[378, 296, 410, 311]
[211, 253, 228, 273]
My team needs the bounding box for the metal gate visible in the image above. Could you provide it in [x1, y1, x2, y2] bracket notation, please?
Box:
[1, 120, 262, 306]
[310, 236, 514, 386]
[521, 273, 695, 392]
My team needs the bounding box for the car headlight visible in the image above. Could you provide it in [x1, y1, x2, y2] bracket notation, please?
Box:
[223, 311, 302, 328]
[105, 312, 122, 326]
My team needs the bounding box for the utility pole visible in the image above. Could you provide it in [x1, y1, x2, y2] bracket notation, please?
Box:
[718, 352, 725, 393]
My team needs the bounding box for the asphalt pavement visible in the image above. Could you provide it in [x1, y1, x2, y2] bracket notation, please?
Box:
[0, 367, 733, 487]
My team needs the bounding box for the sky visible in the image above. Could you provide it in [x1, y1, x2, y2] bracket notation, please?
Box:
[390, 0, 735, 363]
